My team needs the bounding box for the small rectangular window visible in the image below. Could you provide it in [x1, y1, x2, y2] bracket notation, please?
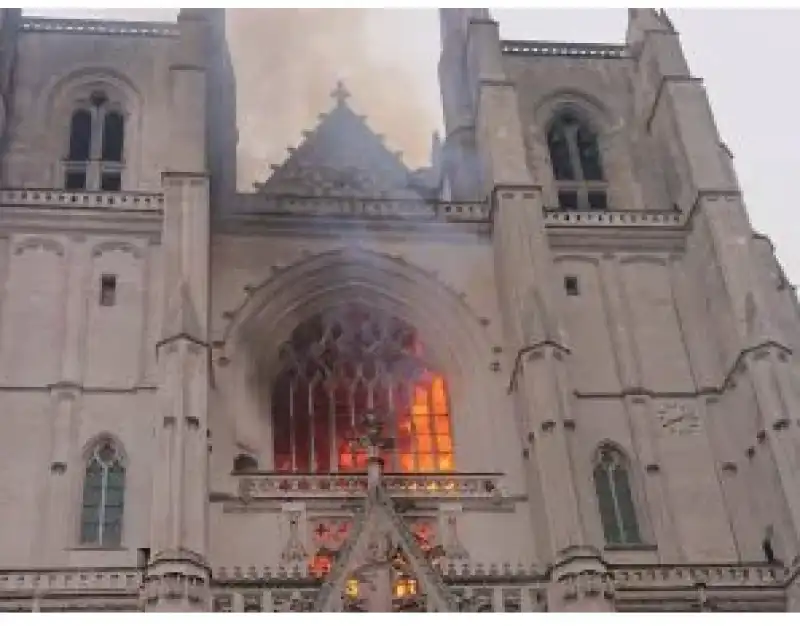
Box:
[65, 170, 87, 191]
[558, 190, 578, 210]
[565, 276, 579, 296]
[100, 172, 122, 192]
[100, 274, 117, 307]
[588, 190, 608, 210]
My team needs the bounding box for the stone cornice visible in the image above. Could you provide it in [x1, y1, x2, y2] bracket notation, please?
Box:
[508, 340, 572, 393]
[155, 332, 210, 352]
[573, 340, 794, 400]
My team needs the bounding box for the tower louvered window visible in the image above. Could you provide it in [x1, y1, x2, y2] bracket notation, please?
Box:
[547, 110, 608, 211]
[271, 305, 454, 474]
[65, 90, 125, 192]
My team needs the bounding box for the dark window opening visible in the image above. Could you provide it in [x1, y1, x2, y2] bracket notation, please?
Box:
[233, 454, 259, 473]
[101, 172, 122, 192]
[588, 191, 608, 210]
[565, 276, 579, 296]
[577, 124, 604, 181]
[548, 109, 608, 211]
[68, 109, 92, 161]
[101, 111, 125, 162]
[100, 274, 117, 307]
[547, 123, 575, 181]
[65, 170, 87, 191]
[558, 190, 579, 210]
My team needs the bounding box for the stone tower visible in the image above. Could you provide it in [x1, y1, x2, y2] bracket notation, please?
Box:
[0, 7, 797, 613]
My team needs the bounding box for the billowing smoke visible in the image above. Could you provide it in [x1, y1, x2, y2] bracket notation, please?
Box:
[226, 9, 440, 190]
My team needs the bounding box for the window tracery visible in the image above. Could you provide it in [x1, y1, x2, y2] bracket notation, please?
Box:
[64, 90, 125, 192]
[546, 110, 608, 211]
[79, 437, 125, 547]
[271, 305, 454, 474]
[593, 445, 641, 545]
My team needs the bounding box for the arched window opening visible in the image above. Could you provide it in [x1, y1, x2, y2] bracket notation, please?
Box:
[546, 110, 607, 211]
[67, 109, 92, 162]
[271, 304, 454, 474]
[79, 437, 125, 547]
[63, 91, 125, 192]
[101, 111, 125, 162]
[593, 446, 641, 546]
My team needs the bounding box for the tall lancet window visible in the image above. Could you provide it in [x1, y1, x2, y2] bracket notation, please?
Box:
[64, 90, 125, 192]
[593, 445, 641, 545]
[79, 437, 126, 547]
[271, 305, 454, 474]
[546, 110, 608, 211]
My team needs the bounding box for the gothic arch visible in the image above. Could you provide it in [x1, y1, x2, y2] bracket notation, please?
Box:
[219, 247, 502, 473]
[74, 433, 128, 548]
[591, 441, 646, 547]
[40, 64, 143, 189]
[533, 89, 639, 212]
[534, 88, 618, 136]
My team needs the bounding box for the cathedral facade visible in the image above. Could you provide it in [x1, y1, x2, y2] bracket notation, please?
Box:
[0, 7, 798, 612]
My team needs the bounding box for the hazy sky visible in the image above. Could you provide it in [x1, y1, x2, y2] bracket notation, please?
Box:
[25, 8, 800, 285]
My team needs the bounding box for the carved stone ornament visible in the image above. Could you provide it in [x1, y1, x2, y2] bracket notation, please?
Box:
[656, 401, 700, 435]
[280, 510, 308, 564]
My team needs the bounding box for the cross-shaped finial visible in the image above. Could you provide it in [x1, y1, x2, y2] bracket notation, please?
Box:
[331, 80, 350, 105]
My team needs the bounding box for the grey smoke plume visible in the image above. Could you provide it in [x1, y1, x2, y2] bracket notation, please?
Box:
[226, 9, 440, 190]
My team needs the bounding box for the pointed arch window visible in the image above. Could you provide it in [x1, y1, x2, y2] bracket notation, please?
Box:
[79, 437, 126, 547]
[593, 446, 641, 545]
[271, 304, 454, 474]
[64, 90, 125, 192]
[547, 110, 608, 211]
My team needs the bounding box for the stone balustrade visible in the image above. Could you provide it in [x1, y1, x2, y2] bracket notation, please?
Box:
[502, 40, 629, 59]
[230, 194, 490, 223]
[0, 189, 164, 212]
[543, 208, 684, 227]
[0, 567, 142, 594]
[20, 18, 179, 37]
[611, 564, 785, 589]
[236, 472, 505, 501]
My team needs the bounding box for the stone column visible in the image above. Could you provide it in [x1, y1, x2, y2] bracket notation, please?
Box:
[462, 15, 587, 558]
[144, 9, 213, 611]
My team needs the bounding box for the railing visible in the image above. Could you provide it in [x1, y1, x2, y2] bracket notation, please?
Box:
[611, 564, 785, 589]
[0, 567, 142, 593]
[502, 40, 629, 59]
[236, 472, 504, 501]
[543, 208, 685, 227]
[20, 18, 179, 37]
[230, 194, 490, 224]
[0, 189, 164, 212]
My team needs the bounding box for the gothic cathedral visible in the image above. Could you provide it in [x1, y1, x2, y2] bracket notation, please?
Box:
[0, 7, 798, 612]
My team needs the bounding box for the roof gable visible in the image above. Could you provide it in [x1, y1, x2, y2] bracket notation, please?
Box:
[314, 487, 455, 612]
[255, 82, 423, 200]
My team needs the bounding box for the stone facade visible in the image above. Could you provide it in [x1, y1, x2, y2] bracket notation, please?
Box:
[0, 7, 798, 612]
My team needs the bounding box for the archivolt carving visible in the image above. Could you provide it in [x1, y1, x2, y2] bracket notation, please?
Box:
[553, 254, 600, 267]
[534, 88, 617, 136]
[13, 236, 65, 257]
[91, 240, 143, 259]
[618, 254, 669, 267]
